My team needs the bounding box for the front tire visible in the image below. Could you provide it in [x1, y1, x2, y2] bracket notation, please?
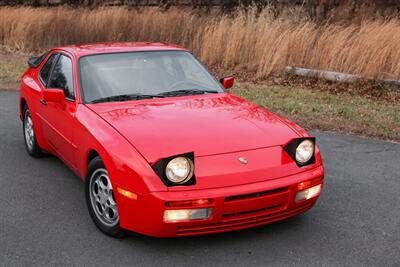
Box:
[23, 105, 43, 158]
[85, 156, 124, 237]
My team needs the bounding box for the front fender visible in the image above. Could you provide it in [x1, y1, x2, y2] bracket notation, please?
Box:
[75, 104, 168, 195]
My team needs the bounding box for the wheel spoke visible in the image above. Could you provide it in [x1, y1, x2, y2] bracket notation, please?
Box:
[108, 192, 116, 205]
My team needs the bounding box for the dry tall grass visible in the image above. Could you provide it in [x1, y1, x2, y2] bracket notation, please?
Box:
[1, 7, 400, 80]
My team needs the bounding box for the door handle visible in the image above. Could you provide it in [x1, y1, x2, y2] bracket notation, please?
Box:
[39, 98, 47, 106]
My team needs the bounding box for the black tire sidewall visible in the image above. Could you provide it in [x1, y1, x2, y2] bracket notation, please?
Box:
[85, 156, 123, 237]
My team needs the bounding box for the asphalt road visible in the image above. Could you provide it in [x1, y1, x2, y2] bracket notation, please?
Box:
[0, 90, 399, 266]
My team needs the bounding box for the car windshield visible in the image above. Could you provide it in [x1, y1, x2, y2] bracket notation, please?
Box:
[79, 51, 224, 103]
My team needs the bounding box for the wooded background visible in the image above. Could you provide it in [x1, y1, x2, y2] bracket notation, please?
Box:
[1, 0, 400, 21]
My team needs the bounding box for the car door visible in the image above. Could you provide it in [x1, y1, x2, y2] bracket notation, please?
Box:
[37, 53, 77, 169]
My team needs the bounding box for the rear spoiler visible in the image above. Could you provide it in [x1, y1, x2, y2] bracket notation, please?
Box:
[27, 52, 49, 68]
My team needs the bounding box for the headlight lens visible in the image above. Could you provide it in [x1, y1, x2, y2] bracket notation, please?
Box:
[165, 157, 194, 184]
[295, 140, 315, 164]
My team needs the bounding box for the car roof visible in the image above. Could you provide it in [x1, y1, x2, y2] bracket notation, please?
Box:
[54, 42, 188, 57]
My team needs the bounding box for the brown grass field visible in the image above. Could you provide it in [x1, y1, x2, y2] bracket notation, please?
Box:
[1, 6, 400, 80]
[0, 6, 399, 141]
[0, 50, 399, 142]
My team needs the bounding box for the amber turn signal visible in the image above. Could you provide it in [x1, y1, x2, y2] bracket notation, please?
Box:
[165, 199, 213, 207]
[117, 187, 138, 200]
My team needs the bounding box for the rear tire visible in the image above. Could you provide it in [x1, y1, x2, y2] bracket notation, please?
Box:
[85, 156, 124, 238]
[23, 105, 43, 158]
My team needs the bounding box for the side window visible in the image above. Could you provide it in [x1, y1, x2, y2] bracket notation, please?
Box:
[48, 55, 75, 100]
[39, 53, 58, 85]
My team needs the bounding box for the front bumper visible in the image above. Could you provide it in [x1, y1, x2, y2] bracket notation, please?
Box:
[116, 165, 324, 237]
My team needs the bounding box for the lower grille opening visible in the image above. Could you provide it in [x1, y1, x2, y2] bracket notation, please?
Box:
[224, 187, 288, 202]
[176, 203, 314, 236]
[222, 204, 282, 218]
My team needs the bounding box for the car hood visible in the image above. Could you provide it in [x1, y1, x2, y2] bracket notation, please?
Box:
[87, 93, 303, 163]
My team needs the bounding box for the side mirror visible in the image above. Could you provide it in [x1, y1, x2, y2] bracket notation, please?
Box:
[220, 76, 235, 90]
[43, 89, 66, 104]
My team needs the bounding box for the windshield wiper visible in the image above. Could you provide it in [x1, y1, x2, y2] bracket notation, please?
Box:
[157, 89, 219, 97]
[89, 93, 164, 104]
[90, 89, 219, 103]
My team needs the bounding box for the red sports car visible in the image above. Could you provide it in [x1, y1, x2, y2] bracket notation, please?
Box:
[19, 42, 324, 237]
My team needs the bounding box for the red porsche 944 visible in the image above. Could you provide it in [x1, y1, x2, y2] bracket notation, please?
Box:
[19, 42, 324, 237]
